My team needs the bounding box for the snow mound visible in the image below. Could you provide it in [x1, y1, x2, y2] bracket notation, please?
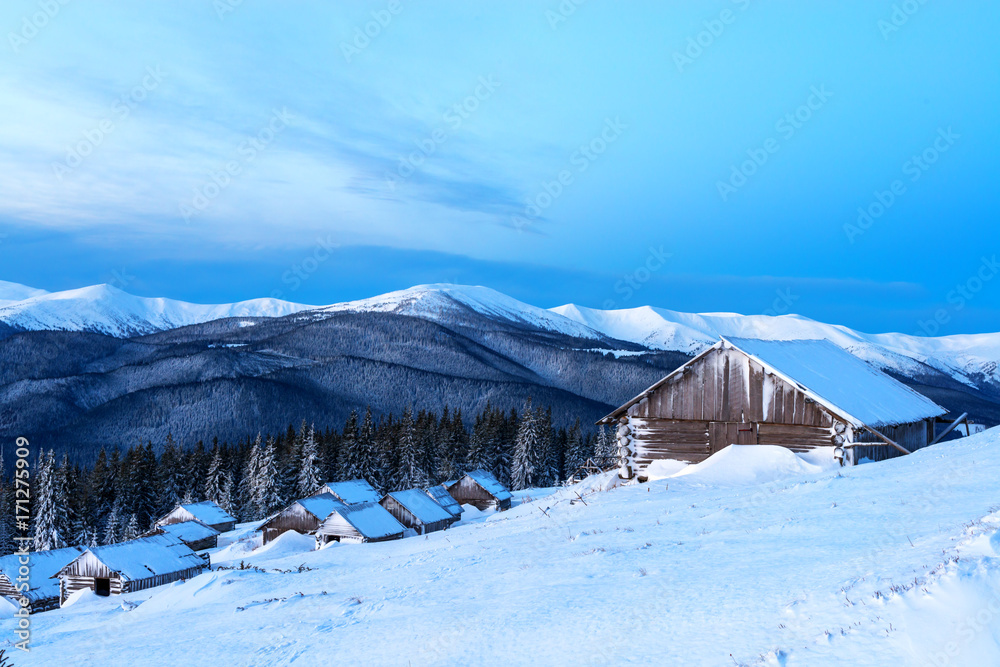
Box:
[61, 588, 101, 608]
[247, 530, 315, 561]
[644, 459, 690, 481]
[669, 445, 823, 486]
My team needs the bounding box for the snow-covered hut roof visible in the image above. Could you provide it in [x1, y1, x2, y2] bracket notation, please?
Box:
[425, 485, 463, 517]
[57, 534, 205, 582]
[297, 493, 346, 521]
[0, 546, 85, 604]
[175, 501, 236, 526]
[723, 337, 947, 428]
[387, 489, 454, 525]
[317, 479, 381, 505]
[153, 520, 219, 544]
[328, 502, 406, 540]
[460, 469, 512, 502]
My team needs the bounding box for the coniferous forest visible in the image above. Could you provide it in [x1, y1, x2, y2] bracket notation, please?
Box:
[2, 400, 616, 557]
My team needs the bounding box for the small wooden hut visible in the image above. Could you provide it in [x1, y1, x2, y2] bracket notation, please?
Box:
[143, 520, 220, 551]
[309, 479, 381, 505]
[380, 489, 454, 535]
[599, 337, 950, 479]
[258, 494, 346, 545]
[314, 501, 406, 546]
[155, 501, 236, 533]
[446, 469, 512, 511]
[0, 546, 85, 613]
[55, 534, 206, 603]
[424, 485, 463, 524]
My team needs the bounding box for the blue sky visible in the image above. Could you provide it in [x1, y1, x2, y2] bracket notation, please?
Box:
[1, 1, 997, 335]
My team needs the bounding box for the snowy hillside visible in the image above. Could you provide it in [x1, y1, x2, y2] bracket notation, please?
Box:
[7, 429, 1000, 665]
[0, 282, 315, 337]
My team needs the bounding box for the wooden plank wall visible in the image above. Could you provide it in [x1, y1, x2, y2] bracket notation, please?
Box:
[627, 347, 843, 469]
[261, 504, 322, 544]
[317, 513, 364, 543]
[630, 348, 836, 428]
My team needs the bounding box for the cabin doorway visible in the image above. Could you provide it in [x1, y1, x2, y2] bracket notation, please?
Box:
[95, 578, 111, 596]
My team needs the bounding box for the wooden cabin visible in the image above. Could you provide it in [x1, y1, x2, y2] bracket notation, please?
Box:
[314, 501, 406, 546]
[380, 489, 454, 535]
[309, 479, 381, 505]
[155, 501, 236, 533]
[143, 520, 220, 551]
[0, 546, 84, 613]
[55, 534, 207, 604]
[446, 469, 512, 511]
[425, 485, 463, 524]
[258, 494, 345, 545]
[598, 337, 950, 479]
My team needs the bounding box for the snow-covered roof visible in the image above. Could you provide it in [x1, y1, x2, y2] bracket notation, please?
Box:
[153, 520, 219, 544]
[60, 534, 205, 582]
[724, 337, 947, 428]
[325, 502, 406, 539]
[0, 546, 85, 603]
[297, 494, 346, 521]
[175, 501, 236, 526]
[425, 485, 463, 517]
[318, 479, 381, 505]
[387, 489, 454, 524]
[460, 469, 512, 501]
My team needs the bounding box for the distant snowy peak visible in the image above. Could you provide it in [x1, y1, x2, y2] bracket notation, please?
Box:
[0, 281, 314, 337]
[550, 302, 1000, 387]
[317, 284, 606, 339]
[0, 279, 48, 305]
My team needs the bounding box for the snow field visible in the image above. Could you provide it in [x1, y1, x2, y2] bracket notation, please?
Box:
[3, 430, 999, 665]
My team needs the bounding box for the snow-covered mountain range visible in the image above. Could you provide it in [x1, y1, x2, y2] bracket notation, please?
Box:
[1, 280, 998, 389]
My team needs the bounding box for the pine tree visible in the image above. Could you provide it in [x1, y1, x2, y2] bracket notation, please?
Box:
[342, 408, 377, 484]
[103, 502, 123, 545]
[595, 424, 616, 459]
[511, 399, 546, 491]
[564, 418, 588, 481]
[396, 406, 427, 489]
[32, 450, 65, 551]
[0, 450, 14, 556]
[296, 424, 323, 497]
[123, 513, 140, 541]
[251, 436, 283, 518]
[203, 446, 226, 505]
[240, 434, 263, 521]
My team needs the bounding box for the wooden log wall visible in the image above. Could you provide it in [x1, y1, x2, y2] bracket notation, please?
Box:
[261, 504, 322, 544]
[628, 348, 837, 428]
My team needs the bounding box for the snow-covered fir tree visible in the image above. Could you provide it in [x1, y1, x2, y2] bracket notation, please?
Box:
[103, 502, 123, 545]
[251, 436, 284, 518]
[203, 446, 226, 505]
[122, 513, 140, 541]
[33, 450, 66, 551]
[511, 399, 547, 491]
[564, 418, 588, 478]
[396, 406, 427, 489]
[296, 424, 323, 498]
